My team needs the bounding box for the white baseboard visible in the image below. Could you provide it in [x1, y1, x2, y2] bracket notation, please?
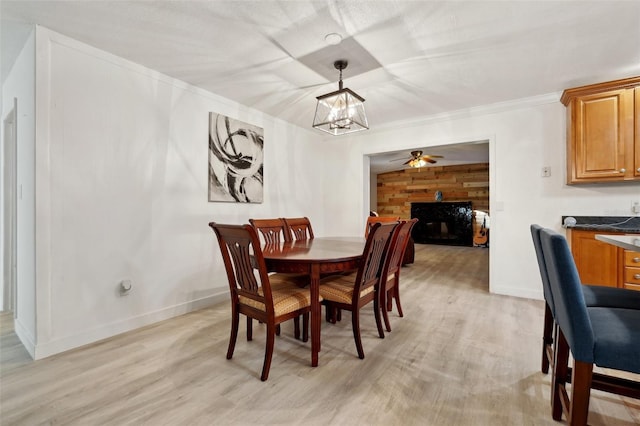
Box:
[14, 318, 36, 359]
[33, 291, 229, 360]
[490, 284, 543, 301]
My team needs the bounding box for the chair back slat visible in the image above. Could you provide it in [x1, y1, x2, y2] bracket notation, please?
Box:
[283, 217, 314, 240]
[210, 222, 273, 312]
[249, 218, 291, 244]
[539, 228, 594, 362]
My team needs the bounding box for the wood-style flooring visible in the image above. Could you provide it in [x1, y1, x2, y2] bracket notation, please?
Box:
[1, 244, 638, 425]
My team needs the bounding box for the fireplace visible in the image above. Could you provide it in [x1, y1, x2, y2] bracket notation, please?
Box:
[411, 202, 473, 246]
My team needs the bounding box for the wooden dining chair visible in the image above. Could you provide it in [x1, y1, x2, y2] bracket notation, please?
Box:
[283, 217, 314, 240]
[249, 218, 292, 244]
[319, 222, 398, 359]
[539, 228, 640, 424]
[364, 216, 399, 238]
[209, 222, 316, 381]
[379, 219, 418, 333]
[249, 217, 309, 339]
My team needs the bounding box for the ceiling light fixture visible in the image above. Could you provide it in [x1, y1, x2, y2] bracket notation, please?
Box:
[312, 60, 368, 136]
[324, 33, 343, 45]
[409, 158, 428, 168]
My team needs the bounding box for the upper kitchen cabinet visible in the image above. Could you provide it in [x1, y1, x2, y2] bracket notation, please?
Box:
[561, 76, 640, 184]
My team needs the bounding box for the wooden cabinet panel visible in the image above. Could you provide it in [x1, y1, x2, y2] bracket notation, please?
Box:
[562, 76, 640, 184]
[636, 87, 640, 178]
[574, 90, 627, 179]
[567, 229, 618, 287]
[623, 267, 640, 285]
[568, 230, 640, 291]
[623, 250, 640, 291]
[624, 283, 640, 291]
[625, 250, 640, 266]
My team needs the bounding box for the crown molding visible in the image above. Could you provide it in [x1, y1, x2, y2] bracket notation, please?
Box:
[371, 92, 561, 134]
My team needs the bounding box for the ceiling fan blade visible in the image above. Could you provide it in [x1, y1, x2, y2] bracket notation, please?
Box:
[389, 157, 408, 162]
[402, 159, 412, 165]
[423, 157, 437, 164]
[425, 155, 444, 158]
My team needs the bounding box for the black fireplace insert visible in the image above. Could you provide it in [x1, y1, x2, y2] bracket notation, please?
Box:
[411, 201, 473, 246]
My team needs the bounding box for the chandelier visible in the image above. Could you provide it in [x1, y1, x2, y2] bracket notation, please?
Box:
[312, 60, 368, 136]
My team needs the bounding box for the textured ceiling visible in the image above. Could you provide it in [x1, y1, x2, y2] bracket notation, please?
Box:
[2, 1, 639, 171]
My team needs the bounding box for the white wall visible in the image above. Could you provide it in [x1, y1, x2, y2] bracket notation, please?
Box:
[323, 96, 640, 300]
[32, 27, 326, 358]
[12, 25, 640, 359]
[1, 28, 37, 356]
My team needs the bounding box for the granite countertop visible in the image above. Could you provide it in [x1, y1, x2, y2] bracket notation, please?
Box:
[561, 216, 640, 233]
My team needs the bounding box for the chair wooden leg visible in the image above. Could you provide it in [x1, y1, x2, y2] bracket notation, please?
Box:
[227, 307, 240, 359]
[261, 323, 276, 381]
[393, 284, 404, 317]
[569, 361, 593, 426]
[325, 305, 338, 324]
[302, 313, 309, 342]
[352, 310, 365, 359]
[382, 304, 392, 332]
[541, 303, 554, 374]
[325, 304, 333, 323]
[374, 296, 385, 338]
[275, 324, 281, 336]
[294, 316, 300, 340]
[336, 308, 342, 322]
[552, 328, 570, 421]
[386, 288, 393, 312]
[247, 317, 253, 341]
[379, 286, 392, 332]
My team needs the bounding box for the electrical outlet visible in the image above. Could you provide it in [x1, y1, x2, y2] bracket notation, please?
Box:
[119, 279, 132, 295]
[632, 201, 640, 214]
[541, 166, 551, 177]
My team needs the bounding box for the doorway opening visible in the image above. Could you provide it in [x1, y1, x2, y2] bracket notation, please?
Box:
[365, 139, 492, 292]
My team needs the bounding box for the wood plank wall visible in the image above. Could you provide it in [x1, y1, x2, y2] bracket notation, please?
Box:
[376, 163, 489, 218]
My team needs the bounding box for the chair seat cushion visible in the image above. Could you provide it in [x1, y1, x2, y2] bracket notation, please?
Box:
[589, 307, 640, 374]
[319, 273, 374, 304]
[239, 285, 317, 317]
[582, 285, 640, 310]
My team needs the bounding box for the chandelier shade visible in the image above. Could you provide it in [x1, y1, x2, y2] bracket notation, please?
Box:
[312, 60, 368, 136]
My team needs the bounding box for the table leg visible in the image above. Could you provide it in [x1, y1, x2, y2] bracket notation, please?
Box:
[310, 263, 320, 367]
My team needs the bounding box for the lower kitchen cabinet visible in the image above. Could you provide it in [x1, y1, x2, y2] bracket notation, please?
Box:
[566, 229, 640, 291]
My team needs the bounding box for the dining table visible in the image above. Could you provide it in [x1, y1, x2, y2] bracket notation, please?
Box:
[595, 234, 640, 252]
[262, 236, 366, 367]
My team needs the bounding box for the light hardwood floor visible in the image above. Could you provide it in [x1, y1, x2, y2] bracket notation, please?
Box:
[1, 244, 638, 425]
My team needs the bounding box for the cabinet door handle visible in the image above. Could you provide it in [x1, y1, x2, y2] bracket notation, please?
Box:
[635, 274, 640, 280]
[637, 167, 640, 173]
[619, 168, 626, 173]
[634, 257, 640, 263]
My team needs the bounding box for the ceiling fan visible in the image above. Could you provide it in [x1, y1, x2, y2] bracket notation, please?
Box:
[391, 150, 444, 167]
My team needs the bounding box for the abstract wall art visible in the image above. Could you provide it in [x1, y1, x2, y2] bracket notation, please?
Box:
[208, 113, 264, 203]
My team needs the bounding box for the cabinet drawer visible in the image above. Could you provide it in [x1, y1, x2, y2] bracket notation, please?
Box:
[623, 282, 640, 291]
[625, 266, 640, 285]
[625, 251, 640, 266]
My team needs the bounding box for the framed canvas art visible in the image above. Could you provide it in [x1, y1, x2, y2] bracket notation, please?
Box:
[208, 113, 264, 203]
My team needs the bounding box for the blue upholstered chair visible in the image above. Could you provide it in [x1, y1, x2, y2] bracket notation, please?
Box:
[539, 228, 640, 425]
[530, 224, 640, 375]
